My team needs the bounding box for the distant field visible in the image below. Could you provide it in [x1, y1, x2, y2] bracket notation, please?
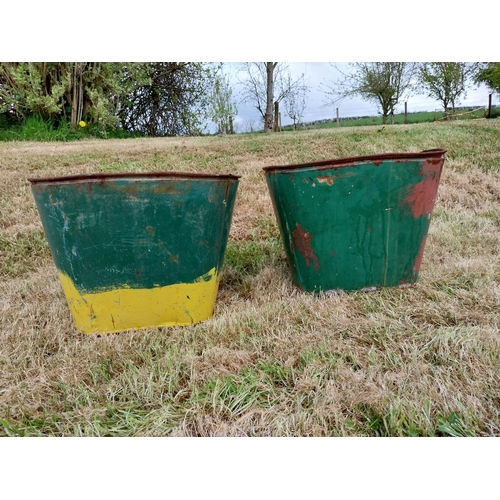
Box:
[1, 119, 500, 436]
[287, 107, 498, 131]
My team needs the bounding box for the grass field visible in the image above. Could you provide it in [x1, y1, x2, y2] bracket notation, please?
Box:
[292, 108, 497, 130]
[1, 119, 499, 436]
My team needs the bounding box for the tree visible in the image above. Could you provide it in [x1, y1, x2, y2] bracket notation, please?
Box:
[243, 119, 258, 133]
[118, 62, 213, 137]
[0, 62, 216, 136]
[208, 65, 238, 134]
[238, 63, 309, 133]
[419, 62, 478, 118]
[283, 82, 308, 130]
[323, 62, 419, 124]
[474, 62, 500, 97]
[0, 62, 144, 128]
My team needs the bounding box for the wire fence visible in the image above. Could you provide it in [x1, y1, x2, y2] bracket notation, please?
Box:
[233, 93, 500, 132]
[304, 95, 498, 122]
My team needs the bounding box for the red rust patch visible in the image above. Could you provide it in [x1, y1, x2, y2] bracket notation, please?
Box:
[413, 235, 428, 274]
[317, 173, 356, 185]
[402, 160, 443, 218]
[292, 223, 320, 272]
[317, 176, 333, 185]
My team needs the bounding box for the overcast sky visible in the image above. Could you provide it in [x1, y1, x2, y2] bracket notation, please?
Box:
[4, 15, 497, 135]
[226, 62, 499, 133]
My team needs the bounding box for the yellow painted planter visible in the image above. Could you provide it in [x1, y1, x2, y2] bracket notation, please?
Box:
[29, 172, 240, 333]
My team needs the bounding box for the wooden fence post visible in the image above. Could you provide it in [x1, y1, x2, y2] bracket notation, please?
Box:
[336, 108, 339, 128]
[488, 94, 492, 119]
[404, 102, 408, 124]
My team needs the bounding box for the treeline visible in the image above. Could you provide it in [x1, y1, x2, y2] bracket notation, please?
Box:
[321, 62, 500, 125]
[0, 62, 217, 137]
[235, 62, 500, 133]
[1, 62, 500, 138]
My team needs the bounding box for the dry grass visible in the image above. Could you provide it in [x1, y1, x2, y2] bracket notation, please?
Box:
[1, 120, 500, 436]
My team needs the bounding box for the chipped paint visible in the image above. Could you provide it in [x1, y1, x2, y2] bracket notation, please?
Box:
[316, 172, 357, 186]
[292, 223, 320, 272]
[317, 176, 334, 185]
[413, 234, 428, 274]
[402, 160, 443, 218]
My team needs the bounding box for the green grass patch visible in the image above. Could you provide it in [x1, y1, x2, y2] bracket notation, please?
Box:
[220, 236, 284, 296]
[0, 115, 142, 142]
[195, 370, 273, 418]
[295, 109, 489, 131]
[436, 411, 476, 437]
[0, 230, 51, 278]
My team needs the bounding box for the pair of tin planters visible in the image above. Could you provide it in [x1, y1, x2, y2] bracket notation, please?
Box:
[29, 149, 446, 334]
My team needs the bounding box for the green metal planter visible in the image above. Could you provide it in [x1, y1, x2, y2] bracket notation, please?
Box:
[29, 171, 240, 334]
[263, 149, 446, 293]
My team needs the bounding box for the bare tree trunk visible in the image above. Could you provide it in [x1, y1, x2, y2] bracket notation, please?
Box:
[264, 63, 275, 133]
[381, 102, 390, 125]
[444, 99, 450, 120]
[41, 62, 47, 96]
[77, 66, 84, 124]
[273, 101, 279, 132]
[71, 63, 78, 128]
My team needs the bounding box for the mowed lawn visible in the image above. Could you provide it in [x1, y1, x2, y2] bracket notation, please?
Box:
[1, 120, 499, 436]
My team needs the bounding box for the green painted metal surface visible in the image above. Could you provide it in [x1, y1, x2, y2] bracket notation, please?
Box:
[264, 149, 446, 293]
[29, 171, 240, 332]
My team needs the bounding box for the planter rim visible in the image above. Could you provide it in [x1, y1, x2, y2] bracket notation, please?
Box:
[28, 171, 241, 184]
[263, 148, 447, 173]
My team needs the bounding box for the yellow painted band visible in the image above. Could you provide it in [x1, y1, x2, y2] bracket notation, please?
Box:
[57, 268, 219, 334]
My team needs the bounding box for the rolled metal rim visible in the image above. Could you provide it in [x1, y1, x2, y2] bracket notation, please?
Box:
[263, 149, 447, 173]
[28, 171, 241, 185]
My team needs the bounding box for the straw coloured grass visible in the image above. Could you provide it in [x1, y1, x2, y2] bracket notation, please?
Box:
[1, 120, 499, 436]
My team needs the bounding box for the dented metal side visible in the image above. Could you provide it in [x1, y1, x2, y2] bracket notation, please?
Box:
[29, 171, 240, 333]
[264, 150, 446, 293]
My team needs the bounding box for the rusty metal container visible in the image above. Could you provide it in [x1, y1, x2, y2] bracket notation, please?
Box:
[29, 172, 240, 333]
[263, 149, 446, 293]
